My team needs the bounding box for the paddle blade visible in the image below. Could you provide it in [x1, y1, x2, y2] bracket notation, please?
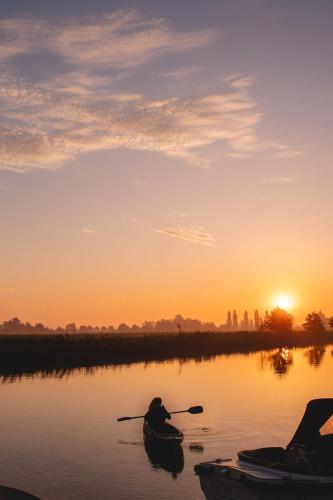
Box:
[188, 405, 203, 414]
[117, 416, 132, 422]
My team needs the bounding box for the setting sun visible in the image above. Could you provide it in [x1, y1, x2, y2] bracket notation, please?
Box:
[272, 294, 295, 310]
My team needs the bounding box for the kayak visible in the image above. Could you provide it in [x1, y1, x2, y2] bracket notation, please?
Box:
[143, 421, 184, 444]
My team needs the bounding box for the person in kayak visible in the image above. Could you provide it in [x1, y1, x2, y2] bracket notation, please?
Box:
[145, 397, 171, 431]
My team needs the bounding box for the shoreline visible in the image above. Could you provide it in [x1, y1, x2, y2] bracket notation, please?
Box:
[0, 330, 332, 379]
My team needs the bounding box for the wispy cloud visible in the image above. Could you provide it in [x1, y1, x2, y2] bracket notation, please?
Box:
[275, 149, 303, 159]
[163, 66, 202, 80]
[259, 176, 295, 184]
[0, 11, 300, 171]
[268, 142, 303, 159]
[81, 227, 97, 234]
[229, 76, 255, 89]
[164, 212, 189, 224]
[154, 226, 215, 246]
[0, 10, 217, 68]
[0, 287, 16, 294]
[0, 69, 285, 171]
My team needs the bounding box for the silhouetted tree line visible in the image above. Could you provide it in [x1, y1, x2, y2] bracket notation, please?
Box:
[0, 317, 51, 334]
[1, 310, 333, 335]
[259, 308, 333, 333]
[1, 328, 333, 380]
[0, 314, 226, 334]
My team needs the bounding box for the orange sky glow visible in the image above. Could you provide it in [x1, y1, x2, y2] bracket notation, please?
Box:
[0, 2, 332, 328]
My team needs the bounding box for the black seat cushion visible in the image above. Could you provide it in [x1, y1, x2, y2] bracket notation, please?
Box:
[238, 447, 286, 465]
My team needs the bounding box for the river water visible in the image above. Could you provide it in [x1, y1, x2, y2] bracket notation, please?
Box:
[0, 345, 332, 499]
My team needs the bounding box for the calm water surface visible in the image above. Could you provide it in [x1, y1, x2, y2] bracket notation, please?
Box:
[0, 346, 332, 499]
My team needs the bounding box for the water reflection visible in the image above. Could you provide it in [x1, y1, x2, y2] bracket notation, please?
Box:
[144, 439, 184, 478]
[1, 344, 333, 500]
[1, 344, 332, 383]
[260, 347, 293, 376]
[0, 365, 102, 383]
[188, 442, 204, 453]
[305, 346, 326, 367]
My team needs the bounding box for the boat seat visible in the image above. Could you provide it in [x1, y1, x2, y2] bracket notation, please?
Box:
[238, 447, 286, 465]
[240, 445, 333, 476]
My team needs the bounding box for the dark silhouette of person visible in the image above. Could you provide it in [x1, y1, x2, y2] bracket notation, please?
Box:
[145, 397, 171, 431]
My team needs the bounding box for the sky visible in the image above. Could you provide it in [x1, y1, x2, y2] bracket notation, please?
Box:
[0, 0, 332, 327]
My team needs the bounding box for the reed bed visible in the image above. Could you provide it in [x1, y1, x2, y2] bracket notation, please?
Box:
[0, 329, 333, 378]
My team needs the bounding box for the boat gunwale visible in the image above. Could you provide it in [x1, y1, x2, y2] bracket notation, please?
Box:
[195, 459, 333, 485]
[143, 422, 184, 442]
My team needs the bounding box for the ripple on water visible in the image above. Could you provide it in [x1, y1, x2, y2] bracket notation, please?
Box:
[118, 440, 143, 446]
[182, 425, 240, 443]
[186, 442, 204, 453]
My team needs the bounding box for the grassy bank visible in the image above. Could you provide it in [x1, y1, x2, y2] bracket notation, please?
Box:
[0, 329, 333, 379]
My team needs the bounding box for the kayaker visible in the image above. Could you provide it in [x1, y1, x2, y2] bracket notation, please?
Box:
[145, 397, 171, 431]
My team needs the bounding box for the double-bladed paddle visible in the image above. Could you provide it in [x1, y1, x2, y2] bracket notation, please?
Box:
[117, 405, 203, 422]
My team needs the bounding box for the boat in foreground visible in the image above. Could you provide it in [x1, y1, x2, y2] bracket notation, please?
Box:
[195, 398, 333, 500]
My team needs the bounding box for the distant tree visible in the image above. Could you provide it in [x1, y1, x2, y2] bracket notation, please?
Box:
[155, 319, 172, 332]
[1, 317, 44, 334]
[187, 318, 203, 331]
[226, 311, 232, 330]
[261, 307, 294, 332]
[254, 310, 260, 330]
[141, 321, 154, 333]
[243, 310, 249, 330]
[117, 323, 131, 333]
[34, 322, 45, 332]
[302, 312, 326, 332]
[329, 317, 333, 330]
[174, 314, 184, 332]
[202, 321, 217, 331]
[3, 317, 23, 331]
[65, 323, 77, 333]
[232, 310, 238, 330]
